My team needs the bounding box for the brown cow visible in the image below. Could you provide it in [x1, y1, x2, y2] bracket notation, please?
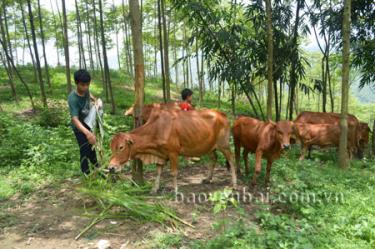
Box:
[294, 111, 361, 158]
[233, 116, 294, 187]
[109, 109, 237, 193]
[358, 122, 371, 155]
[124, 102, 184, 123]
[294, 123, 357, 160]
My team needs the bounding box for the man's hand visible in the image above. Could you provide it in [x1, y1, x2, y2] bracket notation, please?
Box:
[86, 132, 96, 145]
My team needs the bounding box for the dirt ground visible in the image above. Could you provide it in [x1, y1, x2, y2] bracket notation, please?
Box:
[0, 164, 256, 249]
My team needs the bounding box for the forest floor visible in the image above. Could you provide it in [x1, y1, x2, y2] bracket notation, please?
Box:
[1, 69, 375, 248]
[1, 163, 256, 249]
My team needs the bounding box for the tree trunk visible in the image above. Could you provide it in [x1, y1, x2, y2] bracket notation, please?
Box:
[84, 0, 95, 71]
[231, 83, 236, 116]
[19, 2, 37, 81]
[265, 0, 273, 120]
[37, 0, 51, 90]
[201, 49, 205, 93]
[0, 38, 35, 109]
[122, 0, 133, 77]
[0, 51, 18, 103]
[129, 0, 145, 184]
[3, 7, 13, 63]
[322, 55, 327, 112]
[182, 47, 186, 88]
[99, 0, 115, 113]
[49, 0, 61, 67]
[27, 0, 47, 107]
[75, 0, 86, 69]
[372, 120, 375, 156]
[173, 10, 178, 86]
[0, 8, 18, 104]
[93, 0, 106, 100]
[62, 0, 72, 94]
[54, 0, 64, 67]
[218, 80, 221, 108]
[338, 0, 351, 169]
[116, 27, 121, 70]
[288, 0, 301, 120]
[196, 38, 202, 105]
[161, 0, 170, 100]
[274, 79, 279, 121]
[157, 0, 166, 102]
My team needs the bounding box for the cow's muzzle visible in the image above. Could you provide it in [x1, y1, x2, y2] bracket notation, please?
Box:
[108, 165, 118, 173]
[282, 144, 290, 149]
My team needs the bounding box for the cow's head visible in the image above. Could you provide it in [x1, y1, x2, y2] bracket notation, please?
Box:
[360, 123, 371, 143]
[108, 133, 134, 173]
[275, 120, 294, 149]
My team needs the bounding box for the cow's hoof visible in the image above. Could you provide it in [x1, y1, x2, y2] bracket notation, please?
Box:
[202, 178, 212, 184]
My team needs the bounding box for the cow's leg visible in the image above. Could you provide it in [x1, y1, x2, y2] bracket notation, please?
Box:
[299, 143, 308, 161]
[169, 154, 179, 192]
[151, 164, 164, 194]
[234, 139, 242, 176]
[252, 149, 263, 187]
[348, 147, 353, 160]
[243, 149, 250, 176]
[203, 151, 218, 184]
[265, 159, 273, 187]
[307, 145, 313, 159]
[219, 148, 238, 190]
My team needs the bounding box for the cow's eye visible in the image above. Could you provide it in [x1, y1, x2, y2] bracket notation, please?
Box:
[119, 145, 125, 151]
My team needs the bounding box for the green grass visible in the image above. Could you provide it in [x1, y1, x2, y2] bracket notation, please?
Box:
[190, 150, 375, 249]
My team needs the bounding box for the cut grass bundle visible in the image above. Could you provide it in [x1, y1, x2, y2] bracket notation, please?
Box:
[76, 178, 193, 240]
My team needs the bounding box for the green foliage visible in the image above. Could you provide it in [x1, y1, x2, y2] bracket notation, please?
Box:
[147, 231, 184, 249]
[209, 187, 238, 214]
[193, 154, 375, 249]
[37, 107, 67, 127]
[0, 113, 79, 200]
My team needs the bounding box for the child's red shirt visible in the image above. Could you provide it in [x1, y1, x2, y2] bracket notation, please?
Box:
[179, 102, 193, 111]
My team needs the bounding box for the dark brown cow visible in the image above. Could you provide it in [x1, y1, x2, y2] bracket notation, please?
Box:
[124, 102, 184, 123]
[294, 123, 357, 160]
[109, 109, 237, 193]
[233, 116, 294, 187]
[294, 111, 361, 157]
[358, 122, 371, 153]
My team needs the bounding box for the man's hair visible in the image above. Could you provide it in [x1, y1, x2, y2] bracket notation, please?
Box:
[74, 69, 91, 84]
[181, 88, 193, 100]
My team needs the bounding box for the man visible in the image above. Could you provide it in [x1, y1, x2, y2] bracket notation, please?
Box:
[179, 88, 194, 111]
[68, 69, 99, 175]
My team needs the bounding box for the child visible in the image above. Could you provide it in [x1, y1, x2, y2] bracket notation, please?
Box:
[67, 69, 99, 175]
[179, 88, 194, 111]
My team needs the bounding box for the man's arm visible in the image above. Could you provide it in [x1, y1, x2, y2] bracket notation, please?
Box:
[72, 116, 96, 145]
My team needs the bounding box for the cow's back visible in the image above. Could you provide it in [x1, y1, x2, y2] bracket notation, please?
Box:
[233, 116, 265, 152]
[137, 109, 231, 156]
[295, 123, 340, 146]
[295, 111, 359, 127]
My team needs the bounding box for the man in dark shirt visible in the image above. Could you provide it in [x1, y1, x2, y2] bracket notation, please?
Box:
[67, 69, 99, 174]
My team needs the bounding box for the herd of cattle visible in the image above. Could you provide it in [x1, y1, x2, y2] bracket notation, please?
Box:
[108, 102, 371, 193]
